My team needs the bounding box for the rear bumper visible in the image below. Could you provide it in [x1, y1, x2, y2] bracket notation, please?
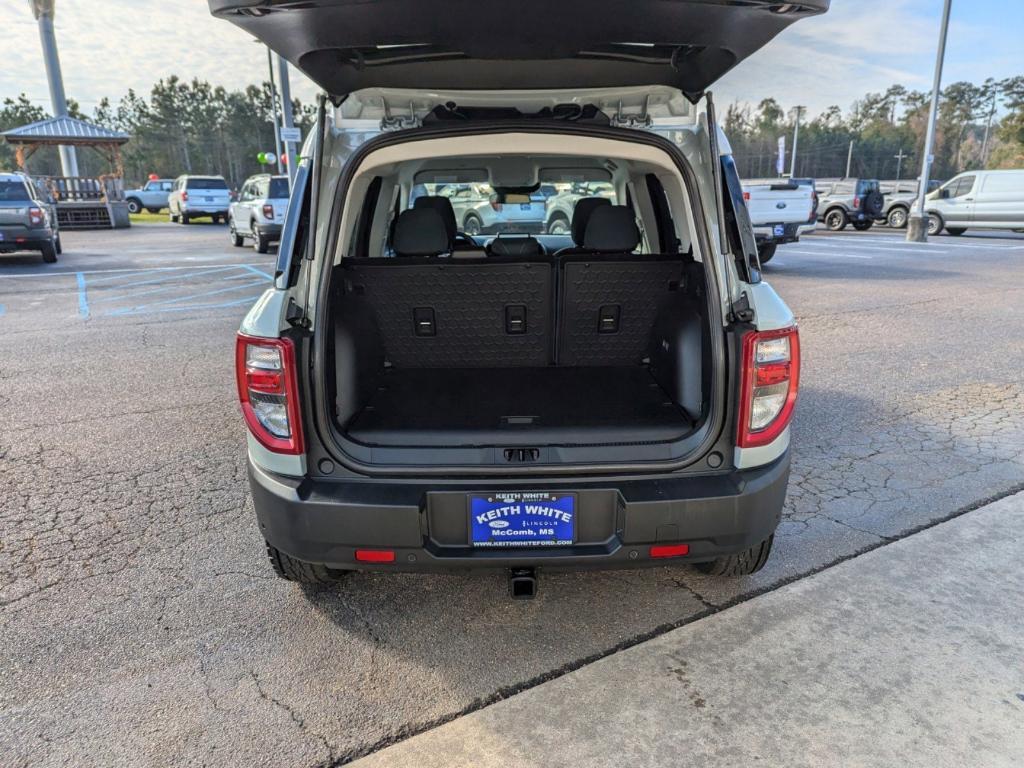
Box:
[249, 452, 791, 571]
[480, 221, 546, 235]
[0, 225, 54, 250]
[181, 205, 229, 215]
[752, 222, 801, 245]
[255, 222, 283, 238]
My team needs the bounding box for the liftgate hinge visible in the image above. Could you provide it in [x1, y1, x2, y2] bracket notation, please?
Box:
[730, 292, 755, 324]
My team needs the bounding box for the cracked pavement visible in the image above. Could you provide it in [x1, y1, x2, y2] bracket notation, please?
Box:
[2, 226, 1023, 766]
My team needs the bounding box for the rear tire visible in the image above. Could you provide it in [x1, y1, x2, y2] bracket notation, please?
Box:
[757, 242, 777, 264]
[180, 213, 190, 225]
[695, 535, 774, 577]
[547, 214, 570, 235]
[946, 227, 966, 236]
[887, 206, 908, 229]
[126, 198, 142, 214]
[463, 214, 483, 236]
[253, 228, 269, 254]
[55, 234, 63, 255]
[852, 220, 873, 231]
[40, 241, 57, 263]
[824, 208, 848, 231]
[266, 542, 349, 584]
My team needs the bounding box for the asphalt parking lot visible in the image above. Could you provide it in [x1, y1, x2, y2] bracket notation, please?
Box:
[3, 222, 1024, 767]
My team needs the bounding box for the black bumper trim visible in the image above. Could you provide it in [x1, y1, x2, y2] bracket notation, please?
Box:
[249, 452, 790, 571]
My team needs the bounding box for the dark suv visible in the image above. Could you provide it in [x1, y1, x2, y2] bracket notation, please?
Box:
[816, 178, 885, 231]
[212, 0, 825, 597]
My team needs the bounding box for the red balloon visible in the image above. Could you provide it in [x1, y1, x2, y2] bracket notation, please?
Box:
[281, 153, 288, 165]
[148, 173, 159, 181]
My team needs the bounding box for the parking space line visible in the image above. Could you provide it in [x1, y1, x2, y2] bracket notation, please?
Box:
[108, 295, 263, 316]
[0, 304, 5, 317]
[76, 273, 89, 318]
[108, 279, 267, 316]
[240, 264, 274, 280]
[85, 264, 238, 288]
[823, 236, 1023, 251]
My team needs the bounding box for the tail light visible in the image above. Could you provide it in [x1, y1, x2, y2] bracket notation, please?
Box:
[262, 203, 274, 219]
[742, 191, 750, 201]
[235, 334, 304, 454]
[181, 190, 189, 202]
[853, 195, 860, 209]
[28, 207, 45, 227]
[737, 327, 800, 448]
[489, 197, 503, 212]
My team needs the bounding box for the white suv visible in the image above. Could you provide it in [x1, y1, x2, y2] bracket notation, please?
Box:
[229, 174, 290, 253]
[168, 175, 231, 224]
[211, 0, 825, 595]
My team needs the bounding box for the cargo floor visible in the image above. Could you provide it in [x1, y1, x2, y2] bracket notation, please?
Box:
[344, 366, 692, 447]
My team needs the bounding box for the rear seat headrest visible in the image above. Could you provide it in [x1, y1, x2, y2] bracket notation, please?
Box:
[488, 235, 544, 258]
[570, 197, 611, 245]
[413, 196, 457, 243]
[583, 205, 641, 252]
[392, 208, 450, 257]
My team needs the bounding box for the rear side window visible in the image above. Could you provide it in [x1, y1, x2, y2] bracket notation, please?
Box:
[856, 180, 879, 195]
[269, 178, 290, 198]
[187, 178, 228, 190]
[0, 181, 31, 202]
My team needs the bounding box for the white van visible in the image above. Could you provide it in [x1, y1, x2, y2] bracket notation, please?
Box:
[926, 169, 1024, 236]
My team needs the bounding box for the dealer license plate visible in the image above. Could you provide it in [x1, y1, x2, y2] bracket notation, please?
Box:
[469, 492, 576, 548]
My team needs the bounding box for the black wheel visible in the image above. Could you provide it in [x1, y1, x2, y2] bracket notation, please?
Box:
[695, 535, 774, 577]
[266, 542, 349, 584]
[169, 210, 179, 223]
[547, 214, 570, 235]
[887, 206, 909, 229]
[463, 214, 483, 236]
[852, 220, 873, 231]
[824, 208, 848, 231]
[253, 227, 269, 254]
[55, 234, 63, 255]
[180, 213, 190, 225]
[126, 198, 143, 214]
[927, 212, 943, 236]
[229, 218, 244, 247]
[40, 241, 57, 263]
[757, 242, 777, 264]
[946, 227, 967, 236]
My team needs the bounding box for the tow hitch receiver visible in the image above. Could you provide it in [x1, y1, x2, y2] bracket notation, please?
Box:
[509, 567, 538, 600]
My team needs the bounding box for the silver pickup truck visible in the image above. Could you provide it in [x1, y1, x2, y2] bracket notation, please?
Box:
[741, 178, 817, 263]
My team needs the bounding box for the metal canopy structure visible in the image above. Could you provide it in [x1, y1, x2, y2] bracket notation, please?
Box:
[2, 116, 133, 229]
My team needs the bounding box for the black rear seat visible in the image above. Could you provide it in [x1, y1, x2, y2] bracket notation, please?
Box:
[343, 206, 552, 368]
[557, 205, 686, 366]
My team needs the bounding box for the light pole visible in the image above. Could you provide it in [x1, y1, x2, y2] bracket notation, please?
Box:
[908, 0, 953, 242]
[275, 53, 298, 188]
[265, 45, 283, 173]
[29, 0, 78, 176]
[789, 105, 805, 178]
[894, 148, 907, 180]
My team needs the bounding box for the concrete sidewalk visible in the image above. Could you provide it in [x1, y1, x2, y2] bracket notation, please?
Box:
[353, 493, 1024, 767]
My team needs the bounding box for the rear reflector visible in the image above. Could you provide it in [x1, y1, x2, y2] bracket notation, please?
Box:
[650, 544, 690, 559]
[355, 549, 395, 563]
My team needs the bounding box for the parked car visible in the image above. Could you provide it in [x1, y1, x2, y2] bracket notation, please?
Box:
[741, 178, 816, 262]
[924, 169, 1024, 236]
[815, 178, 885, 231]
[544, 181, 617, 234]
[417, 182, 548, 235]
[124, 178, 173, 214]
[213, 0, 821, 593]
[229, 174, 290, 253]
[0, 171, 61, 263]
[878, 179, 941, 229]
[168, 175, 231, 224]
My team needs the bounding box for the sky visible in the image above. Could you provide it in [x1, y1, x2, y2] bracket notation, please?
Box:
[2, 0, 1022, 119]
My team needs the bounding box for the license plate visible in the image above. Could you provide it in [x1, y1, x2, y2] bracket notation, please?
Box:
[205, 197, 214, 203]
[773, 223, 785, 236]
[469, 492, 576, 548]
[520, 203, 532, 211]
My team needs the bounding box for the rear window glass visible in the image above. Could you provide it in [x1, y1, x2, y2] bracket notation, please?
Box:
[0, 181, 31, 202]
[268, 178, 290, 198]
[186, 178, 228, 190]
[857, 180, 879, 194]
[408, 179, 617, 236]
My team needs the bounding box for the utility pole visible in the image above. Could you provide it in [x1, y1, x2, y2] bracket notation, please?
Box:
[908, 0, 952, 242]
[790, 105, 805, 178]
[980, 88, 997, 167]
[29, 0, 79, 176]
[894, 148, 907, 180]
[275, 53, 298, 188]
[845, 140, 854, 178]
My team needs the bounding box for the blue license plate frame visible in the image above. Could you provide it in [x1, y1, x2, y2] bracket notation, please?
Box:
[469, 492, 576, 548]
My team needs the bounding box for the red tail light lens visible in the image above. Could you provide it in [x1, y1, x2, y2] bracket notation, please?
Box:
[853, 195, 860, 209]
[742, 191, 750, 201]
[181, 190, 189, 202]
[235, 334, 304, 454]
[489, 196, 503, 212]
[28, 207, 45, 227]
[262, 203, 274, 219]
[737, 327, 800, 448]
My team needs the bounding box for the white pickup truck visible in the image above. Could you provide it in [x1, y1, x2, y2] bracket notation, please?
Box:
[741, 178, 817, 263]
